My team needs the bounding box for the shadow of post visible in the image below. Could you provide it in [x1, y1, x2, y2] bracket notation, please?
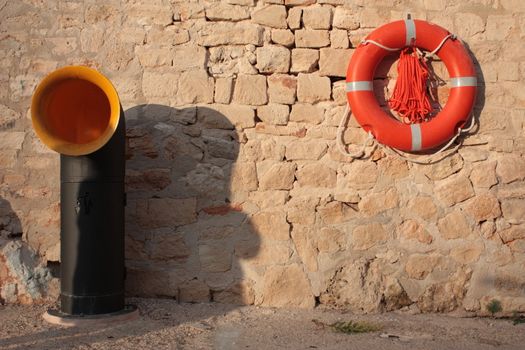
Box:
[123, 104, 261, 305]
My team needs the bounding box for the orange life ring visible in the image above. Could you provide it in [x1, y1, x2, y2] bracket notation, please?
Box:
[346, 19, 477, 152]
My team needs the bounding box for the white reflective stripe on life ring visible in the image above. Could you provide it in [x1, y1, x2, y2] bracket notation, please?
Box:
[410, 123, 422, 151]
[450, 76, 477, 88]
[346, 81, 373, 92]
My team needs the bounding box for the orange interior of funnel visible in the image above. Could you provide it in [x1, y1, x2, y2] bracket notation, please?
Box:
[32, 66, 120, 156]
[43, 79, 111, 145]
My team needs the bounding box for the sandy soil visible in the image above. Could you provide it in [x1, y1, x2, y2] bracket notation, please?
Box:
[0, 298, 524, 350]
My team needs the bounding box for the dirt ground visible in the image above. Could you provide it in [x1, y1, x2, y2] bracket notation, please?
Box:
[0, 298, 524, 350]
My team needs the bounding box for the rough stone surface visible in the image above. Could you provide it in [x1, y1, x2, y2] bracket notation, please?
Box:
[251, 5, 287, 29]
[296, 73, 331, 103]
[290, 104, 323, 124]
[302, 5, 332, 30]
[465, 194, 501, 222]
[406, 254, 442, 280]
[438, 211, 471, 240]
[257, 104, 289, 125]
[397, 220, 433, 244]
[233, 75, 267, 105]
[319, 48, 353, 77]
[435, 175, 475, 207]
[332, 7, 359, 29]
[2, 0, 524, 315]
[261, 264, 315, 308]
[352, 223, 388, 250]
[256, 45, 291, 73]
[271, 29, 295, 47]
[267, 74, 297, 104]
[291, 49, 319, 73]
[320, 258, 411, 313]
[295, 30, 330, 48]
[258, 162, 296, 190]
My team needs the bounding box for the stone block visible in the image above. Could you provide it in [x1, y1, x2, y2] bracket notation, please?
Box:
[470, 161, 498, 189]
[199, 244, 232, 272]
[454, 13, 485, 39]
[171, 45, 207, 72]
[405, 254, 441, 279]
[450, 243, 483, 265]
[486, 15, 514, 41]
[267, 74, 297, 104]
[333, 7, 359, 30]
[289, 103, 324, 124]
[176, 70, 214, 104]
[319, 48, 353, 77]
[302, 5, 332, 30]
[287, 7, 302, 29]
[437, 210, 471, 239]
[497, 155, 525, 184]
[358, 188, 399, 216]
[137, 198, 197, 228]
[261, 264, 315, 308]
[501, 199, 525, 222]
[465, 194, 501, 222]
[198, 22, 263, 46]
[286, 197, 319, 225]
[135, 46, 172, 68]
[257, 104, 289, 125]
[251, 5, 287, 28]
[406, 196, 438, 220]
[285, 0, 315, 4]
[256, 45, 290, 73]
[251, 211, 290, 240]
[295, 29, 330, 48]
[352, 223, 388, 250]
[142, 71, 178, 98]
[231, 162, 258, 191]
[296, 73, 331, 103]
[233, 74, 268, 105]
[291, 225, 318, 272]
[205, 3, 250, 21]
[338, 161, 378, 190]
[317, 201, 357, 224]
[271, 29, 295, 47]
[258, 162, 296, 190]
[214, 77, 233, 104]
[435, 175, 475, 207]
[296, 163, 336, 187]
[199, 104, 255, 129]
[317, 227, 345, 253]
[330, 29, 349, 48]
[397, 220, 433, 244]
[285, 140, 327, 160]
[214, 280, 255, 305]
[291, 48, 319, 73]
[179, 279, 210, 302]
[0, 132, 25, 150]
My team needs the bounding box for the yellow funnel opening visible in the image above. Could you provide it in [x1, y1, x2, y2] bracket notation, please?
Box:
[31, 66, 121, 156]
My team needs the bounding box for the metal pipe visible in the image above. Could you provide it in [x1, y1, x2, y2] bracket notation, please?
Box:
[31, 66, 125, 315]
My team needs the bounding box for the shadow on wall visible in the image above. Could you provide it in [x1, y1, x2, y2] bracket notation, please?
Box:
[464, 42, 486, 136]
[123, 104, 260, 305]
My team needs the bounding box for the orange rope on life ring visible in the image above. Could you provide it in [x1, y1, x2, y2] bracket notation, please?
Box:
[346, 19, 477, 152]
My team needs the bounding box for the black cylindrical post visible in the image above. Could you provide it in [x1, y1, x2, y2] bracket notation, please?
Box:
[60, 114, 126, 315]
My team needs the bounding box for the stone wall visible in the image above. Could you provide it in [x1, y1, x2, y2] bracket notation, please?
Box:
[1, 0, 524, 314]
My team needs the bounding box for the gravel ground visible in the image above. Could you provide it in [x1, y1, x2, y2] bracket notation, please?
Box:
[1, 298, 524, 350]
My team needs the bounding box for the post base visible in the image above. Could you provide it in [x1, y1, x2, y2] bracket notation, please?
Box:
[43, 304, 138, 327]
